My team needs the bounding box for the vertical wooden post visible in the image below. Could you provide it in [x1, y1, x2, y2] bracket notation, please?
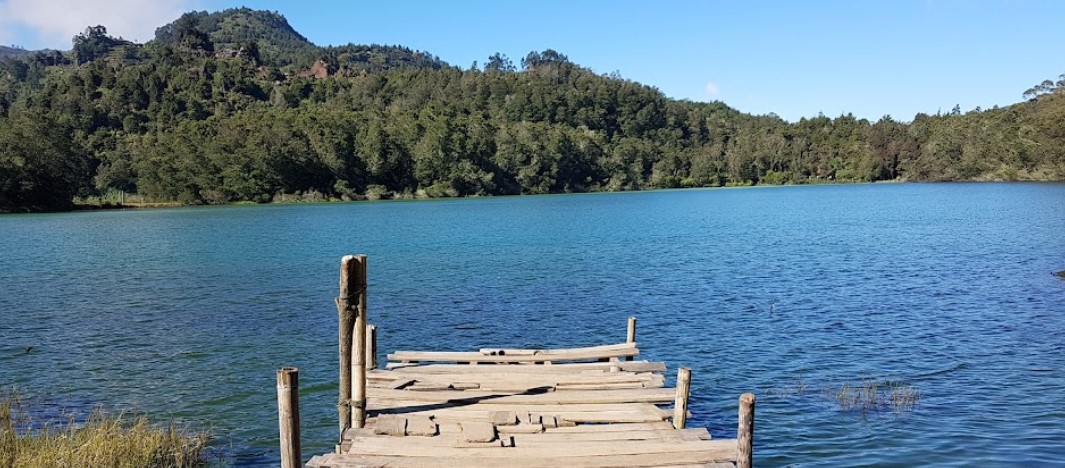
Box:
[336, 256, 359, 438]
[625, 316, 636, 361]
[673, 367, 691, 429]
[351, 255, 368, 429]
[738, 393, 755, 468]
[277, 367, 300, 468]
[366, 324, 378, 370]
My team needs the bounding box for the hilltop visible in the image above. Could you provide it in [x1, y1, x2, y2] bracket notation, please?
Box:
[0, 45, 32, 59]
[0, 9, 1063, 211]
[152, 8, 444, 72]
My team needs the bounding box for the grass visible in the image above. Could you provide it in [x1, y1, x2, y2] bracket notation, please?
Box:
[1, 390, 209, 468]
[835, 379, 921, 415]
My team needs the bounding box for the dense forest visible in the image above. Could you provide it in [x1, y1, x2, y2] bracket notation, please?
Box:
[1, 8, 1063, 211]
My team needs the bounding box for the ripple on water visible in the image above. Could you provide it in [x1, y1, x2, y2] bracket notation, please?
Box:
[2, 183, 1065, 465]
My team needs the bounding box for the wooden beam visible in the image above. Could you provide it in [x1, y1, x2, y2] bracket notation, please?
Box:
[737, 393, 755, 468]
[626, 317, 636, 361]
[352, 255, 368, 428]
[336, 255, 359, 438]
[276, 367, 301, 468]
[673, 368, 691, 429]
[366, 324, 378, 370]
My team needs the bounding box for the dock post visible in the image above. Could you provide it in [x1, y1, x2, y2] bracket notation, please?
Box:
[673, 367, 691, 429]
[336, 255, 360, 438]
[738, 393, 755, 468]
[277, 367, 301, 468]
[351, 255, 369, 429]
[626, 316, 636, 361]
[366, 324, 378, 370]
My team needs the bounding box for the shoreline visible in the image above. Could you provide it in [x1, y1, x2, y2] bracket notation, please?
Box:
[5, 178, 1064, 215]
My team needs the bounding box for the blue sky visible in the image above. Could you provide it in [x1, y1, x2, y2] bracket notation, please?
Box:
[2, 0, 1064, 122]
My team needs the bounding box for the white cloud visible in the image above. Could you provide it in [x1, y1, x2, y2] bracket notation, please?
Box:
[0, 0, 197, 49]
[704, 81, 720, 97]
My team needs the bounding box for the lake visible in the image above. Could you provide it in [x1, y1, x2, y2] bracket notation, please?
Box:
[2, 182, 1064, 466]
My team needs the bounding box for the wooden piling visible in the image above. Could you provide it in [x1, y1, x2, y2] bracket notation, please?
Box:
[673, 367, 691, 429]
[366, 324, 378, 370]
[738, 392, 755, 468]
[336, 255, 358, 437]
[351, 255, 368, 428]
[625, 317, 636, 361]
[277, 367, 301, 468]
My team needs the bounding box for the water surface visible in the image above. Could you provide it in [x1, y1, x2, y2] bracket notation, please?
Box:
[2, 183, 1064, 466]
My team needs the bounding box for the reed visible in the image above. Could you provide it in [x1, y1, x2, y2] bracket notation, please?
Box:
[1, 390, 209, 468]
[834, 379, 921, 415]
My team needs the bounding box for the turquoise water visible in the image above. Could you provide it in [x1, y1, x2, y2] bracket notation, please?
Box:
[2, 183, 1064, 466]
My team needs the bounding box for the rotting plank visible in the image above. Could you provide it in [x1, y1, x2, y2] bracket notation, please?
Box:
[370, 371, 663, 386]
[365, 387, 676, 405]
[310, 452, 737, 468]
[386, 361, 667, 373]
[476, 342, 636, 356]
[342, 434, 735, 459]
[347, 426, 709, 445]
[387, 346, 638, 364]
[544, 421, 676, 433]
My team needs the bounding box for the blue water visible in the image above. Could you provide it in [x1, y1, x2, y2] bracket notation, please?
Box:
[2, 183, 1064, 466]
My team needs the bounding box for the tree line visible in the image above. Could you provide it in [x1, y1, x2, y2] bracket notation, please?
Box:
[1, 10, 1063, 211]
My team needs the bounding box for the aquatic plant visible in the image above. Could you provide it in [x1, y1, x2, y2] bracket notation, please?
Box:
[0, 389, 209, 468]
[835, 379, 921, 415]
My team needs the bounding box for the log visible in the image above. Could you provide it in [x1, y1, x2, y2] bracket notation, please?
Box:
[337, 255, 359, 437]
[738, 392, 755, 468]
[352, 255, 368, 428]
[673, 368, 691, 429]
[277, 367, 301, 468]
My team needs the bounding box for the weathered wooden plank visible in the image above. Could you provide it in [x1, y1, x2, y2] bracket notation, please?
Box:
[370, 416, 405, 436]
[386, 361, 666, 373]
[545, 421, 676, 433]
[387, 345, 638, 364]
[476, 342, 636, 357]
[366, 387, 676, 405]
[369, 405, 669, 425]
[374, 372, 662, 384]
[405, 416, 438, 437]
[387, 378, 415, 390]
[347, 427, 712, 445]
[496, 423, 544, 434]
[488, 411, 519, 426]
[310, 450, 736, 468]
[506, 427, 711, 444]
[343, 435, 735, 459]
[459, 421, 497, 443]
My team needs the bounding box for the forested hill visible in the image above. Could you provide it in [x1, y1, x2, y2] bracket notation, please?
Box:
[1, 9, 1064, 212]
[0, 45, 32, 59]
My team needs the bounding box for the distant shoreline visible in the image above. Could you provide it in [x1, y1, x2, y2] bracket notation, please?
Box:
[1, 178, 1043, 215]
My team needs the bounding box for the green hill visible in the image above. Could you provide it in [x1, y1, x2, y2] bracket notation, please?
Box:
[0, 46, 32, 59]
[0, 9, 1062, 212]
[152, 7, 445, 72]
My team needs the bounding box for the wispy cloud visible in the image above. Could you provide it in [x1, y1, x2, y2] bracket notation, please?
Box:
[0, 0, 196, 49]
[705, 81, 720, 97]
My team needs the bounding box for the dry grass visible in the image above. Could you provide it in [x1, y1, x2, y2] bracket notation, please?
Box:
[1, 390, 209, 468]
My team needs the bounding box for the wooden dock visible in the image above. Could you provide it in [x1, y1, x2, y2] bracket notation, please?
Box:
[290, 255, 754, 468]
